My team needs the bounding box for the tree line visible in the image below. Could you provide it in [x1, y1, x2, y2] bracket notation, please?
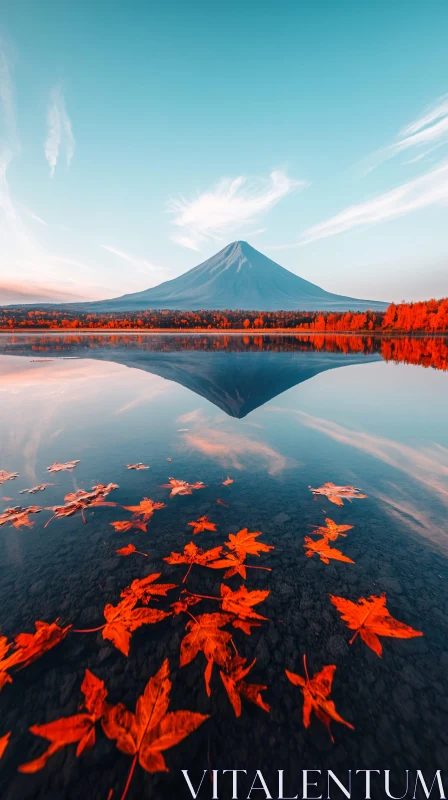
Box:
[0, 298, 447, 332]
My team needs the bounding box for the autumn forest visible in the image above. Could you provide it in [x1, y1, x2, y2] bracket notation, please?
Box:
[1, 297, 448, 332]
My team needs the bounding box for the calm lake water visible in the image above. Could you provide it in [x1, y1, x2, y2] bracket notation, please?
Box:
[0, 333, 447, 800]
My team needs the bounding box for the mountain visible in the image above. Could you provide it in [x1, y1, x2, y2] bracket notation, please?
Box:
[79, 241, 388, 312]
[0, 336, 381, 417]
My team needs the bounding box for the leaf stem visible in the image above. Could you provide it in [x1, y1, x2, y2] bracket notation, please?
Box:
[120, 754, 137, 800]
[71, 625, 106, 633]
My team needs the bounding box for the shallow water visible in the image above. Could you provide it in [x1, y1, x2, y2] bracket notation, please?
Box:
[0, 333, 447, 800]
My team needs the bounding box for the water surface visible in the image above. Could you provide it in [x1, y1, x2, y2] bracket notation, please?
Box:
[0, 333, 447, 800]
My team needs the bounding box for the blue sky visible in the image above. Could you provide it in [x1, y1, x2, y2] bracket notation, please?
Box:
[1, 0, 448, 304]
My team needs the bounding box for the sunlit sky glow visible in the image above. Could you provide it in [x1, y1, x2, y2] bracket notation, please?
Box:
[1, 0, 448, 304]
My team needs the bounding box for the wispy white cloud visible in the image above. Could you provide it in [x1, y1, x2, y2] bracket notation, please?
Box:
[362, 94, 448, 174]
[27, 210, 48, 226]
[277, 161, 448, 248]
[101, 244, 169, 282]
[45, 85, 75, 177]
[167, 169, 305, 251]
[0, 39, 16, 142]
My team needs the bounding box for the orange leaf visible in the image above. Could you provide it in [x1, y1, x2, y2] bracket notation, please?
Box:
[164, 542, 223, 583]
[222, 477, 233, 486]
[120, 573, 177, 604]
[0, 505, 42, 530]
[0, 620, 71, 689]
[102, 596, 171, 656]
[110, 519, 148, 534]
[116, 544, 148, 557]
[309, 482, 367, 507]
[18, 670, 106, 773]
[46, 483, 118, 525]
[0, 470, 19, 486]
[180, 613, 233, 696]
[224, 528, 274, 559]
[220, 657, 270, 717]
[309, 518, 353, 541]
[161, 478, 206, 497]
[102, 658, 208, 796]
[123, 498, 165, 522]
[187, 515, 217, 535]
[19, 483, 52, 495]
[330, 593, 423, 657]
[286, 655, 354, 742]
[304, 536, 355, 564]
[0, 732, 10, 759]
[219, 584, 269, 621]
[47, 460, 80, 473]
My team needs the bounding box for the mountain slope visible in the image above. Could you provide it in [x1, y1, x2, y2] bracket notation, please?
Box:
[81, 241, 388, 312]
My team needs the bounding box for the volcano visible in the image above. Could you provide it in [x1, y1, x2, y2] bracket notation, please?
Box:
[82, 241, 388, 312]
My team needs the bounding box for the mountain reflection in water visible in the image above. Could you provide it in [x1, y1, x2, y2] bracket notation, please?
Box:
[0, 333, 446, 418]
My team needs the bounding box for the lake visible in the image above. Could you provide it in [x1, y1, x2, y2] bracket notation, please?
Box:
[0, 333, 447, 800]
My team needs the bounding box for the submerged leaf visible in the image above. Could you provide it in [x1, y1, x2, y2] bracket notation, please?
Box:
[164, 542, 223, 583]
[19, 670, 106, 773]
[310, 518, 354, 541]
[187, 516, 217, 535]
[304, 536, 355, 564]
[180, 613, 233, 696]
[0, 621, 71, 693]
[220, 657, 270, 717]
[126, 463, 149, 470]
[120, 573, 177, 604]
[123, 498, 165, 522]
[330, 593, 423, 657]
[286, 656, 354, 742]
[116, 544, 148, 557]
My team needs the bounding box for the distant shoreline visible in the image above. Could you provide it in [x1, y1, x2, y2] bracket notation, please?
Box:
[0, 328, 447, 336]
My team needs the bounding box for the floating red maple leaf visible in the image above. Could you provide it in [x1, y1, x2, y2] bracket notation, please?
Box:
[286, 655, 354, 742]
[47, 460, 80, 474]
[330, 593, 423, 657]
[19, 670, 107, 772]
[120, 573, 177, 604]
[309, 518, 353, 541]
[20, 483, 52, 495]
[220, 656, 270, 717]
[0, 620, 71, 691]
[123, 498, 165, 522]
[73, 596, 171, 657]
[180, 612, 233, 695]
[164, 542, 223, 583]
[309, 483, 367, 507]
[161, 478, 206, 497]
[0, 470, 19, 486]
[116, 544, 148, 557]
[0, 505, 42, 529]
[225, 528, 274, 560]
[304, 536, 355, 564]
[110, 519, 148, 534]
[46, 483, 118, 525]
[188, 515, 217, 535]
[102, 659, 208, 798]
[0, 732, 10, 759]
